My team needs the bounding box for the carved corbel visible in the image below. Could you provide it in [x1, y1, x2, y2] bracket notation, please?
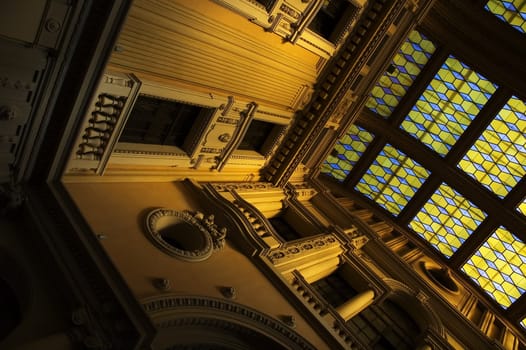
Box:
[213, 102, 258, 171]
[220, 95, 235, 116]
[288, 0, 324, 43]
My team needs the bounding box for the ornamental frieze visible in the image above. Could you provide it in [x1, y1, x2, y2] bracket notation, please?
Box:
[267, 235, 340, 264]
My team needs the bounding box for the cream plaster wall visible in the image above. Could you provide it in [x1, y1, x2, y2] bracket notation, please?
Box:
[65, 180, 331, 349]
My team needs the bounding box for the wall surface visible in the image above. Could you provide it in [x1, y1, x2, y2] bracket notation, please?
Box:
[0, 218, 72, 350]
[65, 180, 331, 349]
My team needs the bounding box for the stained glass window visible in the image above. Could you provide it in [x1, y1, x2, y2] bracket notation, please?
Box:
[322, 125, 374, 181]
[400, 56, 498, 156]
[409, 183, 487, 258]
[518, 197, 526, 216]
[521, 318, 526, 329]
[366, 30, 436, 118]
[355, 144, 430, 215]
[462, 227, 526, 308]
[458, 96, 526, 198]
[485, 0, 526, 34]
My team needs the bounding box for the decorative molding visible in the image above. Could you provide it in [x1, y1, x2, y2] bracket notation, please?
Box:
[328, 88, 356, 128]
[382, 278, 446, 337]
[214, 102, 258, 171]
[217, 116, 239, 125]
[145, 208, 227, 262]
[290, 271, 358, 348]
[255, 108, 291, 121]
[112, 147, 187, 157]
[267, 0, 408, 185]
[220, 95, 235, 116]
[153, 278, 171, 291]
[66, 72, 142, 175]
[69, 306, 112, 349]
[201, 147, 223, 154]
[268, 235, 339, 264]
[219, 286, 237, 299]
[218, 133, 231, 143]
[141, 295, 317, 350]
[211, 182, 275, 192]
[184, 108, 216, 158]
[347, 230, 369, 250]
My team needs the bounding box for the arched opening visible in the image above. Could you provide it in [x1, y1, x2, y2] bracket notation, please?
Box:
[142, 295, 317, 350]
[347, 297, 424, 350]
[0, 277, 22, 342]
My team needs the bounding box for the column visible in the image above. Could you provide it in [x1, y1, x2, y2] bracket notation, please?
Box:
[335, 289, 375, 321]
[300, 256, 341, 283]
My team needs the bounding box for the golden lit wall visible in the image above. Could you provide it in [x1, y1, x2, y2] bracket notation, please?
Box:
[65, 180, 331, 349]
[109, 0, 322, 111]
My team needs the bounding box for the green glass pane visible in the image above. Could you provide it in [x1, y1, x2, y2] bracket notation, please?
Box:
[486, 0, 526, 34]
[322, 124, 374, 182]
[462, 227, 526, 308]
[355, 144, 430, 215]
[409, 183, 487, 258]
[366, 30, 436, 117]
[458, 96, 526, 198]
[401, 56, 498, 156]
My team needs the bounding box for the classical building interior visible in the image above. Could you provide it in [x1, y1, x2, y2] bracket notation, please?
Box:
[1, 0, 525, 349]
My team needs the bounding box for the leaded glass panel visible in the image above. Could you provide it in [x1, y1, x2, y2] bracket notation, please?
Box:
[485, 0, 526, 33]
[518, 197, 526, 216]
[458, 96, 526, 198]
[409, 183, 487, 258]
[322, 125, 374, 181]
[366, 30, 436, 118]
[400, 56, 497, 156]
[355, 144, 430, 215]
[462, 227, 526, 308]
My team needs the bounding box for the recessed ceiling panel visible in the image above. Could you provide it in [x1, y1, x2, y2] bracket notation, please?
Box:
[366, 30, 436, 118]
[485, 0, 526, 33]
[400, 56, 497, 156]
[355, 144, 430, 215]
[458, 96, 526, 198]
[408, 183, 487, 258]
[322, 124, 374, 181]
[462, 227, 526, 308]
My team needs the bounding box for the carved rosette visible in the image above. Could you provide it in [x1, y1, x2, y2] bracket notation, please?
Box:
[211, 182, 274, 192]
[268, 235, 339, 264]
[146, 208, 227, 262]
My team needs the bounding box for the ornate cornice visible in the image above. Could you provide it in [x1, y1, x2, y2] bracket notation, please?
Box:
[266, 0, 409, 186]
[268, 234, 339, 264]
[141, 295, 317, 350]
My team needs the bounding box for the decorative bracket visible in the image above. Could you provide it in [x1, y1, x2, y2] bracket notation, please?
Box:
[214, 102, 258, 171]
